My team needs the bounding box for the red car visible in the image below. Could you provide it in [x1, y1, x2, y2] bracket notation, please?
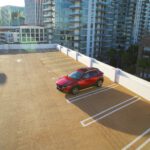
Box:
[56, 67, 104, 95]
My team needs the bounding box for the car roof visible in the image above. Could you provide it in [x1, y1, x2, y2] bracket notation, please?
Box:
[77, 67, 98, 73]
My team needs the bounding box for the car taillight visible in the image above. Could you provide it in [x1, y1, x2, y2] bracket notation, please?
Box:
[99, 71, 104, 76]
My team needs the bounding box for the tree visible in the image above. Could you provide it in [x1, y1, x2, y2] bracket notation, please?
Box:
[108, 49, 118, 67]
[121, 45, 138, 74]
[138, 58, 150, 78]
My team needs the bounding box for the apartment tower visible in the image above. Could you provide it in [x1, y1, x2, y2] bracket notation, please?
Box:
[25, 0, 43, 26]
[42, 0, 55, 43]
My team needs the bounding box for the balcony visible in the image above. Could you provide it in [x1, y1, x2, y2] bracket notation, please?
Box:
[73, 32, 80, 36]
[70, 5, 81, 9]
[43, 19, 54, 23]
[97, 1, 108, 6]
[43, 13, 54, 18]
[43, 1, 55, 6]
[45, 24, 54, 29]
[70, 0, 82, 2]
[69, 25, 80, 30]
[43, 7, 55, 12]
[70, 18, 80, 23]
[43, 19, 50, 23]
[70, 11, 81, 16]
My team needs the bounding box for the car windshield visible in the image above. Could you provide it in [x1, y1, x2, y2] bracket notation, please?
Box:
[68, 71, 83, 80]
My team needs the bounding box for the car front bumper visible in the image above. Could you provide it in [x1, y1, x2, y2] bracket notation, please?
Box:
[56, 84, 71, 93]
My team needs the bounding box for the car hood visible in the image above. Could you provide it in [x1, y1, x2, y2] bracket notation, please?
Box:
[56, 76, 75, 86]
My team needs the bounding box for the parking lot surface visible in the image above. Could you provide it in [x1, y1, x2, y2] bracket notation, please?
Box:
[0, 51, 150, 150]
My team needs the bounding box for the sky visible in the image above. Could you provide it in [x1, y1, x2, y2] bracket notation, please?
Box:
[0, 0, 25, 7]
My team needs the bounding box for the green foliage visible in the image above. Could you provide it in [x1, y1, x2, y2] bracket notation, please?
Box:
[138, 58, 150, 69]
[108, 45, 139, 74]
[137, 57, 150, 79]
[108, 49, 118, 67]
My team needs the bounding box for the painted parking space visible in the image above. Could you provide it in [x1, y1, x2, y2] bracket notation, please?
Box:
[80, 96, 140, 127]
[122, 128, 150, 150]
[40, 53, 84, 77]
[66, 83, 118, 103]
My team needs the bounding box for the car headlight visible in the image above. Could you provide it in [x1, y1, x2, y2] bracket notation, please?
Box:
[62, 85, 67, 88]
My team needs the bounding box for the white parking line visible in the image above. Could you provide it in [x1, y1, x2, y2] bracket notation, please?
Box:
[68, 84, 116, 100]
[66, 84, 118, 103]
[51, 77, 56, 80]
[136, 138, 150, 150]
[81, 96, 137, 124]
[81, 96, 140, 127]
[122, 128, 150, 150]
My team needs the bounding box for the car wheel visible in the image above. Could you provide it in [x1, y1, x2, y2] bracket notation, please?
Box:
[96, 80, 103, 87]
[71, 86, 79, 95]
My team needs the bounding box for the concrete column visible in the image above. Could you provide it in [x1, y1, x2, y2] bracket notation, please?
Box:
[115, 68, 120, 83]
[34, 28, 36, 43]
[89, 58, 94, 67]
[30, 28, 31, 42]
[39, 28, 40, 42]
[20, 28, 22, 43]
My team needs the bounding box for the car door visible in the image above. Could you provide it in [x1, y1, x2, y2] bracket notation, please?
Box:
[78, 72, 91, 89]
[89, 71, 99, 85]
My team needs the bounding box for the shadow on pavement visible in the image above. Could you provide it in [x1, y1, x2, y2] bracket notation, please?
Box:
[0, 73, 7, 85]
[0, 49, 57, 55]
[65, 86, 150, 136]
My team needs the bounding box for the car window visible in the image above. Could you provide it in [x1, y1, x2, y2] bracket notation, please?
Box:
[83, 72, 90, 79]
[89, 71, 98, 77]
[68, 71, 83, 79]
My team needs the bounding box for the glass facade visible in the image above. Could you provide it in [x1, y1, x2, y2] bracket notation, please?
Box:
[25, 0, 43, 26]
[0, 6, 25, 26]
[80, 0, 89, 53]
[43, 0, 55, 43]
[94, 0, 114, 59]
[53, 0, 73, 48]
[69, 0, 89, 54]
[69, 0, 115, 58]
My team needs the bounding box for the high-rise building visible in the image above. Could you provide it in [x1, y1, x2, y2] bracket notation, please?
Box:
[69, 0, 114, 58]
[69, 0, 90, 54]
[111, 0, 137, 50]
[25, 0, 43, 26]
[91, 0, 114, 58]
[132, 0, 150, 44]
[42, 0, 72, 47]
[0, 8, 2, 26]
[42, 0, 55, 43]
[0, 6, 25, 26]
[144, 0, 150, 32]
[52, 0, 72, 48]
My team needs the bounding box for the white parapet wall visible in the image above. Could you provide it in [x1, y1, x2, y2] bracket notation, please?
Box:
[57, 44, 150, 101]
[117, 70, 150, 100]
[0, 44, 57, 51]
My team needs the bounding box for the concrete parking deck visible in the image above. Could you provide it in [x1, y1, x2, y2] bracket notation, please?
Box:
[0, 51, 150, 150]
